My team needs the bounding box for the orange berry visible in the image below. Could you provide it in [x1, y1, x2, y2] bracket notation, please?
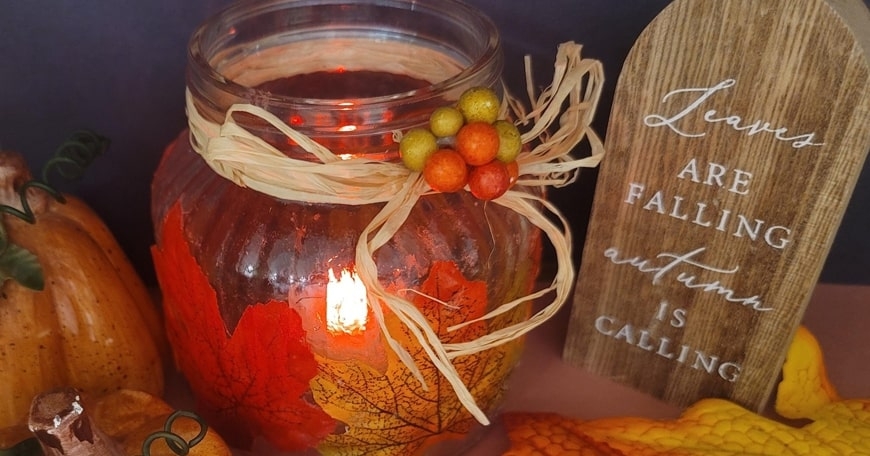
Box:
[455, 122, 499, 166]
[423, 149, 468, 193]
[468, 160, 511, 200]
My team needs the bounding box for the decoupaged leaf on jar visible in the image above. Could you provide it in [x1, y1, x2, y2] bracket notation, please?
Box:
[502, 326, 870, 456]
[312, 261, 526, 456]
[152, 203, 336, 452]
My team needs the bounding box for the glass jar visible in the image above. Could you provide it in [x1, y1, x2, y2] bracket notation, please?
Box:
[151, 0, 542, 454]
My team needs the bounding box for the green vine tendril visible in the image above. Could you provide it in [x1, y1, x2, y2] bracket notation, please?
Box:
[0, 130, 109, 224]
[140, 410, 209, 456]
[0, 130, 108, 290]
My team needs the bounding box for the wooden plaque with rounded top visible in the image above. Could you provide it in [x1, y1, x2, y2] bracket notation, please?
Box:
[564, 0, 870, 412]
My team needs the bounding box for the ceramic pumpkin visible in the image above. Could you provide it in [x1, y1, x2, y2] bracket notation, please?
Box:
[0, 149, 166, 447]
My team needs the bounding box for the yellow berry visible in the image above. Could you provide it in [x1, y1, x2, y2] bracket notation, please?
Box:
[493, 120, 522, 162]
[399, 128, 438, 171]
[429, 106, 465, 137]
[457, 86, 500, 124]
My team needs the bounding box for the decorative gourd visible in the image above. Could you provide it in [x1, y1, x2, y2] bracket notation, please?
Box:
[27, 387, 231, 456]
[502, 327, 870, 455]
[0, 145, 166, 448]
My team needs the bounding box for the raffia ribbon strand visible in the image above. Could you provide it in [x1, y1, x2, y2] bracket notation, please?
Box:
[186, 41, 605, 426]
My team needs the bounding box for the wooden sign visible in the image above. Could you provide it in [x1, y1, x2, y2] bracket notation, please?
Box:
[563, 0, 870, 411]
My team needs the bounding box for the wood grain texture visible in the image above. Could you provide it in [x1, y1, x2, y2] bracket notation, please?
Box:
[563, 0, 870, 412]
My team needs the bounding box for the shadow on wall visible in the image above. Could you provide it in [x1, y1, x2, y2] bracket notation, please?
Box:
[0, 0, 867, 285]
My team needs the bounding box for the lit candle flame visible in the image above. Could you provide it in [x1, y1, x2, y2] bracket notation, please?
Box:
[326, 268, 368, 334]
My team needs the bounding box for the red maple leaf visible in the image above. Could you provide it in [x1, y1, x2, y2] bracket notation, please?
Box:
[152, 203, 336, 451]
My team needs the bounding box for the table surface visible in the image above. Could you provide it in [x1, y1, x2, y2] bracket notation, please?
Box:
[164, 282, 870, 455]
[466, 282, 870, 454]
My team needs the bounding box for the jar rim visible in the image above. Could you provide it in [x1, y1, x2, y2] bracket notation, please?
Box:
[187, 0, 502, 110]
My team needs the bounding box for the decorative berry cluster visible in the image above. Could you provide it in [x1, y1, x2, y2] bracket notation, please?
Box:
[399, 86, 521, 200]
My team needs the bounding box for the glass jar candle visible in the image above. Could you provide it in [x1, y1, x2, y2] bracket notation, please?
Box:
[151, 0, 544, 454]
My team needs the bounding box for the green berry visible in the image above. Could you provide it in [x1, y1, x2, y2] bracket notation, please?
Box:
[399, 128, 438, 171]
[493, 120, 522, 162]
[457, 86, 500, 124]
[429, 106, 465, 137]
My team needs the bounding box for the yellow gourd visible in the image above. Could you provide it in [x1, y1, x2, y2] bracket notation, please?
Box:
[0, 144, 166, 447]
[502, 326, 870, 455]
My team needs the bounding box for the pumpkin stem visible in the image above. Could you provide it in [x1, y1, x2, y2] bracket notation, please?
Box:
[28, 387, 125, 456]
[0, 151, 45, 222]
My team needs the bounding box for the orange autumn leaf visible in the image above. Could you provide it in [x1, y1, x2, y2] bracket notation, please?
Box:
[312, 261, 526, 456]
[152, 203, 336, 451]
[503, 326, 870, 456]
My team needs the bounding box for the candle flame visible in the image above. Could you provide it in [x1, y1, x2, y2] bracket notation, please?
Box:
[326, 268, 368, 334]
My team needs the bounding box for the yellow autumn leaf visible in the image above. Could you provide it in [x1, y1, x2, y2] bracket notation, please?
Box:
[503, 326, 870, 455]
[311, 261, 527, 456]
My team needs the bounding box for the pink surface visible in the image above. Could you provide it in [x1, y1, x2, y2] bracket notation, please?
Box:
[163, 283, 870, 455]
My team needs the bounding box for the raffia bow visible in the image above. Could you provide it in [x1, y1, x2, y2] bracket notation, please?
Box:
[186, 41, 604, 425]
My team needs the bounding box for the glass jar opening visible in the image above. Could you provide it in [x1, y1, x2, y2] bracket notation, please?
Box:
[187, 0, 504, 146]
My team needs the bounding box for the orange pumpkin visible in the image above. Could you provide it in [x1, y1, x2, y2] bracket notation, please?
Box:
[0, 149, 166, 447]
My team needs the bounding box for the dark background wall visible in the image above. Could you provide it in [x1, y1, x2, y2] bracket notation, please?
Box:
[1, 0, 867, 286]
